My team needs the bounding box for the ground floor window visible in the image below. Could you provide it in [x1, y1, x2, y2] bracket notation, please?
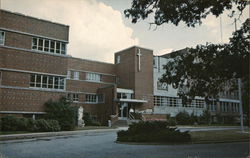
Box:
[85, 94, 104, 103]
[67, 93, 79, 102]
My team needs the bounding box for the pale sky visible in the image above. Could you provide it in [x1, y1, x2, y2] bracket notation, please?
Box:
[2, 0, 249, 63]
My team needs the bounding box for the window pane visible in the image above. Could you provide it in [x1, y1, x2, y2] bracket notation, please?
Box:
[59, 78, 64, 89]
[44, 40, 49, 52]
[54, 77, 58, 89]
[30, 74, 35, 87]
[50, 41, 55, 53]
[36, 75, 41, 87]
[61, 43, 66, 54]
[0, 31, 4, 45]
[56, 42, 60, 54]
[32, 38, 37, 49]
[48, 76, 53, 88]
[38, 39, 43, 51]
[42, 75, 48, 88]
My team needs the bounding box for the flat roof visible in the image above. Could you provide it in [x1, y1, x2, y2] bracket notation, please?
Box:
[115, 98, 148, 103]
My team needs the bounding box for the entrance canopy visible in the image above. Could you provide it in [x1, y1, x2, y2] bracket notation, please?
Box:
[115, 98, 147, 103]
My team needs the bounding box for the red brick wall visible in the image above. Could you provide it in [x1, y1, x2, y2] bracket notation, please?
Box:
[1, 10, 69, 41]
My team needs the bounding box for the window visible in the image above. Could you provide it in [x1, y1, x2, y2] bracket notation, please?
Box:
[73, 94, 79, 102]
[55, 42, 60, 54]
[32, 37, 66, 55]
[32, 38, 37, 49]
[154, 96, 180, 107]
[86, 73, 101, 82]
[30, 74, 65, 90]
[44, 40, 50, 52]
[116, 56, 120, 64]
[73, 71, 79, 80]
[85, 94, 104, 103]
[0, 31, 5, 45]
[50, 41, 55, 53]
[38, 39, 43, 51]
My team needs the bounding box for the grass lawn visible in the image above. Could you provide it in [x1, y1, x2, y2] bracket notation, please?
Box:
[190, 129, 250, 143]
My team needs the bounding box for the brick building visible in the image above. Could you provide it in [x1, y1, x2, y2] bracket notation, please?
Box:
[0, 10, 240, 124]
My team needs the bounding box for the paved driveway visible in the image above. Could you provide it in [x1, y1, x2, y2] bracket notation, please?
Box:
[0, 128, 249, 158]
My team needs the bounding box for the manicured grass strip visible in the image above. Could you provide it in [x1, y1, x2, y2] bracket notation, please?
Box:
[75, 126, 117, 130]
[190, 129, 250, 143]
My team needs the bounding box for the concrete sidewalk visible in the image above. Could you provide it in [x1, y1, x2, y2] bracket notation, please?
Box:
[0, 127, 126, 141]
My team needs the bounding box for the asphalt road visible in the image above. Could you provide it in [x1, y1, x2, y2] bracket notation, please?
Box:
[0, 129, 249, 158]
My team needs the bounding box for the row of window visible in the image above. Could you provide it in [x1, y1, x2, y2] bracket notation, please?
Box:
[220, 101, 239, 112]
[30, 74, 65, 90]
[67, 93, 105, 103]
[0, 31, 5, 45]
[154, 96, 205, 108]
[85, 94, 104, 103]
[32, 37, 66, 55]
[68, 71, 102, 82]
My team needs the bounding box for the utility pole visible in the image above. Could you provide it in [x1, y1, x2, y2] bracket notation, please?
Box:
[234, 18, 244, 132]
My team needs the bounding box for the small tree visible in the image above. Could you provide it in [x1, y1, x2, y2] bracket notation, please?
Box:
[44, 97, 77, 131]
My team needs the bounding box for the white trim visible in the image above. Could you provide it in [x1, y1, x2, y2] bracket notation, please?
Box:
[69, 69, 116, 77]
[0, 68, 67, 77]
[114, 45, 153, 54]
[70, 56, 114, 65]
[67, 78, 115, 85]
[0, 111, 46, 114]
[0, 45, 70, 58]
[116, 98, 147, 103]
[0, 85, 66, 93]
[219, 98, 240, 103]
[117, 88, 134, 94]
[0, 27, 68, 43]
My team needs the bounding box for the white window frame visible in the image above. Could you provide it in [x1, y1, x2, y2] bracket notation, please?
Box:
[86, 72, 101, 82]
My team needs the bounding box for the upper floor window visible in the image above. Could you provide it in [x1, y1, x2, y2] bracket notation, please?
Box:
[32, 37, 67, 55]
[0, 31, 5, 45]
[86, 73, 101, 82]
[30, 74, 65, 90]
[73, 71, 79, 80]
[116, 56, 120, 64]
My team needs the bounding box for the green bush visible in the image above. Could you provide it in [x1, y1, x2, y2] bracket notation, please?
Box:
[44, 97, 77, 130]
[117, 121, 191, 143]
[83, 112, 101, 126]
[34, 119, 60, 132]
[0, 115, 60, 132]
[175, 111, 194, 125]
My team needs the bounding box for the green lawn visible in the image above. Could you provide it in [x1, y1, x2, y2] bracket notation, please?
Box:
[190, 129, 250, 143]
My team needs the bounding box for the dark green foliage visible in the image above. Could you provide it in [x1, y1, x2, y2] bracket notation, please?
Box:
[125, 0, 246, 27]
[175, 112, 194, 125]
[83, 112, 101, 126]
[44, 97, 77, 130]
[0, 115, 60, 132]
[160, 19, 249, 123]
[117, 121, 191, 143]
[34, 119, 60, 132]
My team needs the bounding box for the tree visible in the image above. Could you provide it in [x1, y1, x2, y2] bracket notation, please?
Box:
[160, 19, 249, 124]
[44, 97, 78, 131]
[124, 0, 247, 27]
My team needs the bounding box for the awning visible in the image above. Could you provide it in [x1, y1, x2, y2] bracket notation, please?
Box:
[115, 98, 148, 103]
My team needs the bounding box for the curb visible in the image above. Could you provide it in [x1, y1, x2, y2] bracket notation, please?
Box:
[115, 139, 250, 146]
[0, 128, 119, 141]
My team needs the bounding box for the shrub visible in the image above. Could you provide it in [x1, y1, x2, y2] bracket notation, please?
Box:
[175, 111, 194, 125]
[167, 117, 176, 126]
[83, 112, 101, 126]
[0, 115, 60, 132]
[117, 121, 191, 143]
[34, 119, 60, 132]
[1, 115, 19, 131]
[44, 97, 77, 130]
